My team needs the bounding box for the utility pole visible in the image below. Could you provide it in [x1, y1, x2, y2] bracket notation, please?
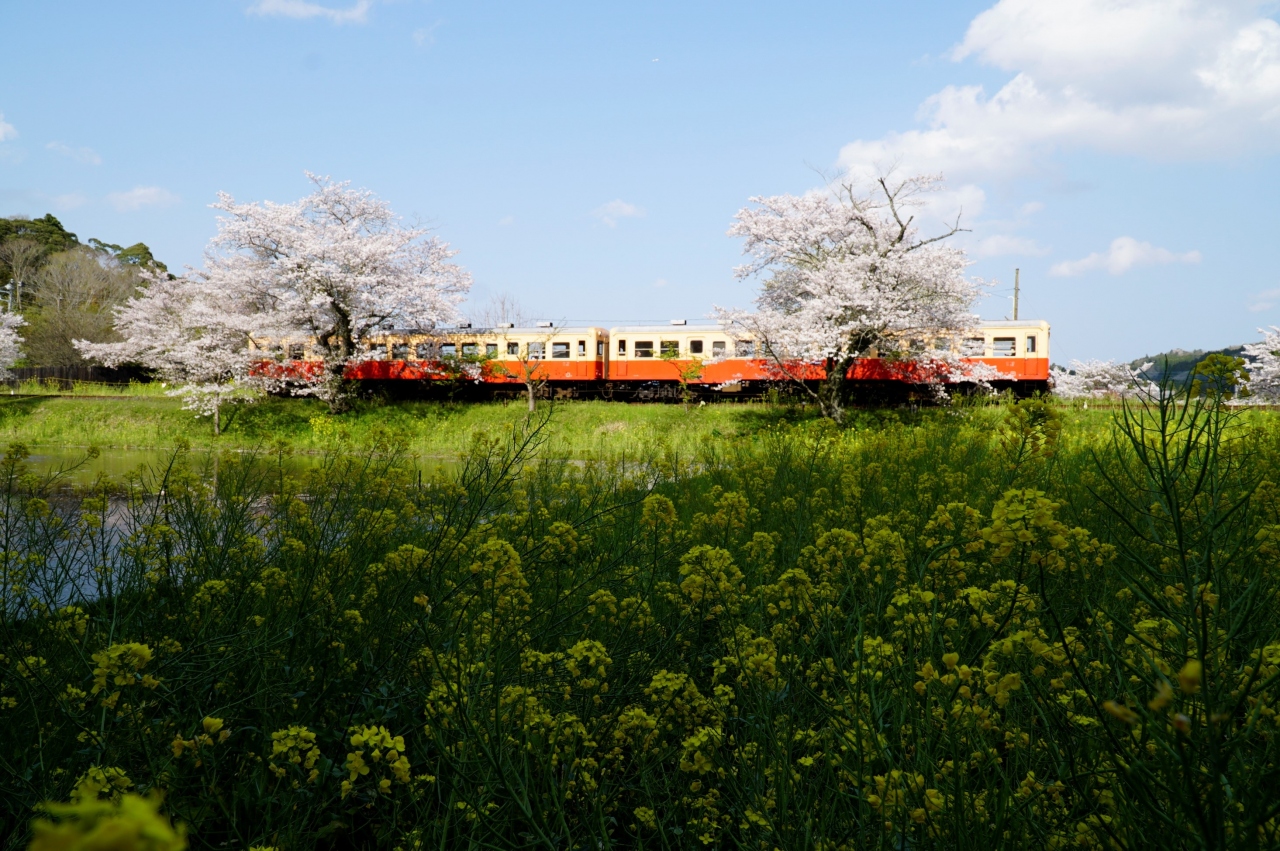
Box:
[1013, 268, 1020, 321]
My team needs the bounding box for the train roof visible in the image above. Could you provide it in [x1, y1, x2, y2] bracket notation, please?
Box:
[385, 325, 606, 335]
[607, 324, 729, 333]
[977, 319, 1050, 329]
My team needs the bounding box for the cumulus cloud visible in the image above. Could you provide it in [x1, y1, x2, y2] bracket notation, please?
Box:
[592, 199, 644, 228]
[106, 186, 180, 212]
[840, 1, 1280, 185]
[833, 1, 1280, 267]
[1049, 237, 1202, 277]
[1249, 288, 1280, 312]
[0, 113, 16, 142]
[247, 0, 372, 24]
[45, 141, 101, 165]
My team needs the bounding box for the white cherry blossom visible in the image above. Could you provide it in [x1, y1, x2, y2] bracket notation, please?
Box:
[0, 313, 25, 378]
[1243, 327, 1280, 401]
[717, 173, 987, 421]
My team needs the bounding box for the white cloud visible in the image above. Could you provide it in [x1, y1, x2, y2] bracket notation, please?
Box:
[653, 278, 668, 288]
[52, 193, 88, 211]
[592, 199, 644, 227]
[0, 112, 16, 142]
[1049, 236, 1202, 277]
[247, 0, 372, 24]
[1249, 288, 1280, 312]
[412, 21, 442, 47]
[45, 141, 101, 165]
[839, 1, 1280, 186]
[972, 234, 1050, 258]
[497, 215, 515, 226]
[106, 186, 180, 212]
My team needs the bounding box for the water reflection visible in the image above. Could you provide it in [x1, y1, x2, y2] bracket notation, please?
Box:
[18, 448, 456, 488]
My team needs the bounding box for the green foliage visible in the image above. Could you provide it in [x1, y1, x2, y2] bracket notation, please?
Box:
[1191, 352, 1251, 399]
[3, 398, 1280, 848]
[0, 214, 80, 255]
[87, 239, 168, 273]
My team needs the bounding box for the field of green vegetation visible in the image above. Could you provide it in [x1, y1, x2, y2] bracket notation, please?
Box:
[4, 391, 1280, 850]
[0, 386, 847, 460]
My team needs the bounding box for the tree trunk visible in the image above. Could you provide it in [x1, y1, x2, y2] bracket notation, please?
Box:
[213, 399, 221, 437]
[816, 356, 853, 424]
[325, 302, 355, 413]
[526, 381, 536, 414]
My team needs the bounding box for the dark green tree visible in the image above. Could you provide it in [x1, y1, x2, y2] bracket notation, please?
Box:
[87, 238, 168, 272]
[0, 215, 80, 283]
[0, 214, 80, 251]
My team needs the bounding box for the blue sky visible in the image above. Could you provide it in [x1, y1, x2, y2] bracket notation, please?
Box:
[3, 0, 1280, 363]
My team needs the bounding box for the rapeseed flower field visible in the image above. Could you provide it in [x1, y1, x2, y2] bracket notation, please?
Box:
[3, 392, 1280, 850]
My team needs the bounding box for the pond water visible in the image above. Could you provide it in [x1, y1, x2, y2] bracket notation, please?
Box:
[18, 447, 458, 488]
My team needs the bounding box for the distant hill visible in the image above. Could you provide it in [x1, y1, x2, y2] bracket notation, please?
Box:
[1129, 345, 1247, 386]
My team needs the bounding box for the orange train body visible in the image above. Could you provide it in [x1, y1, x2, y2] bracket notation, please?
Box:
[262, 319, 1051, 395]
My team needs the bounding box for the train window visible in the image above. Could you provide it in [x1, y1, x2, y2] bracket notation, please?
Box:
[993, 337, 1016, 356]
[552, 342, 570, 359]
[368, 343, 387, 357]
[392, 343, 409, 360]
[528, 342, 545, 358]
[635, 341, 654, 358]
[962, 337, 985, 357]
[486, 343, 498, 356]
[689, 339, 704, 355]
[288, 343, 305, 360]
[597, 341, 605, 356]
[462, 343, 478, 357]
[416, 342, 434, 359]
[660, 340, 679, 357]
[1026, 335, 1037, 354]
[735, 340, 755, 357]
[577, 340, 586, 356]
[617, 339, 627, 355]
[441, 343, 457, 357]
[507, 342, 519, 356]
[712, 341, 726, 356]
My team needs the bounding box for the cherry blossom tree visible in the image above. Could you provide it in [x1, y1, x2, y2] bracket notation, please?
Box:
[0, 313, 25, 377]
[1051, 360, 1154, 400]
[718, 173, 985, 422]
[1244, 327, 1280, 402]
[76, 270, 259, 435]
[205, 174, 472, 410]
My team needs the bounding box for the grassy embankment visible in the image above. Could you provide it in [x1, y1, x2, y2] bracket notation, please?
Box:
[5, 393, 1280, 849]
[0, 382, 1110, 459]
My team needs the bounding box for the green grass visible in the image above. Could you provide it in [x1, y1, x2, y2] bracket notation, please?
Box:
[0, 391, 955, 458]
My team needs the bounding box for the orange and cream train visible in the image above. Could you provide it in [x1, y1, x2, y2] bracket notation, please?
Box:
[263, 319, 1050, 401]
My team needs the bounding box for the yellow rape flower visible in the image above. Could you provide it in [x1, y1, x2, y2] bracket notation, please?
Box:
[29, 793, 186, 851]
[1103, 701, 1139, 725]
[1177, 660, 1202, 694]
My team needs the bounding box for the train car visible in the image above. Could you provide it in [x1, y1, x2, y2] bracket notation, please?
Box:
[346, 325, 609, 396]
[603, 319, 1050, 397]
[958, 319, 1051, 385]
[262, 317, 1050, 400]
